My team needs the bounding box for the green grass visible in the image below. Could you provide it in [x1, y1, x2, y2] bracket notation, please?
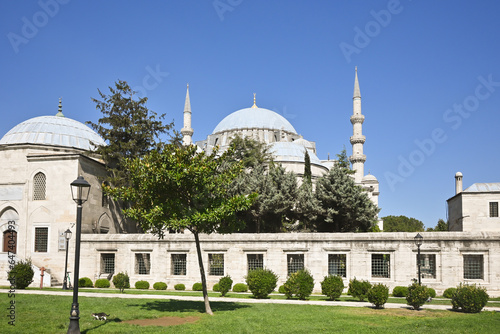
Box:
[0, 294, 499, 333]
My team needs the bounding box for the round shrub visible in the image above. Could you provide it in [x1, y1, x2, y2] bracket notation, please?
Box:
[174, 283, 186, 291]
[406, 282, 430, 310]
[79, 277, 93, 288]
[212, 283, 220, 292]
[278, 284, 286, 294]
[245, 268, 278, 299]
[443, 287, 457, 299]
[112, 272, 130, 293]
[451, 283, 489, 313]
[95, 278, 110, 288]
[392, 286, 408, 297]
[283, 269, 315, 300]
[218, 275, 233, 297]
[192, 282, 203, 291]
[428, 288, 436, 298]
[153, 282, 167, 290]
[8, 259, 34, 289]
[135, 280, 150, 289]
[321, 275, 345, 301]
[368, 284, 389, 309]
[348, 278, 372, 302]
[232, 283, 248, 292]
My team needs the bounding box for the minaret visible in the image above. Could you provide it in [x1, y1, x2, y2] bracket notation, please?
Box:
[349, 67, 366, 183]
[181, 84, 193, 146]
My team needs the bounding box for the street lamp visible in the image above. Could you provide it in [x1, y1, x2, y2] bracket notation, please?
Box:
[414, 233, 423, 285]
[62, 229, 72, 290]
[67, 176, 90, 334]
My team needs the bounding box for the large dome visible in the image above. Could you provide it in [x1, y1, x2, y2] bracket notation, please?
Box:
[212, 107, 297, 134]
[0, 115, 106, 151]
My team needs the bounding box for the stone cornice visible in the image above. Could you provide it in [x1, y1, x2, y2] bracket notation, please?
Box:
[350, 115, 365, 124]
[350, 135, 366, 144]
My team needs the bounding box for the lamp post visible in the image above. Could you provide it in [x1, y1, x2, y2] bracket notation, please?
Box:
[62, 229, 72, 290]
[414, 233, 423, 285]
[67, 176, 90, 334]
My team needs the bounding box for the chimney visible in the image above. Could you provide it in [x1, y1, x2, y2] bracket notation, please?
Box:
[455, 172, 463, 194]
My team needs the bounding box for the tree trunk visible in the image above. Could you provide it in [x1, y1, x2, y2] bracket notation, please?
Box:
[193, 231, 213, 315]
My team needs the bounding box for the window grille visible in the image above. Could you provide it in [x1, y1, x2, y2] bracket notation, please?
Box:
[135, 253, 151, 275]
[209, 254, 224, 276]
[490, 202, 499, 217]
[287, 254, 304, 275]
[33, 172, 46, 200]
[371, 254, 390, 278]
[247, 254, 264, 272]
[418, 254, 436, 279]
[101, 253, 115, 274]
[328, 254, 347, 277]
[171, 254, 187, 275]
[464, 255, 483, 279]
[34, 227, 48, 252]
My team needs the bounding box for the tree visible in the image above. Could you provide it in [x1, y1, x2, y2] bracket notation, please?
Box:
[382, 215, 424, 232]
[106, 145, 255, 315]
[303, 150, 312, 184]
[294, 181, 321, 231]
[426, 219, 448, 232]
[226, 134, 273, 168]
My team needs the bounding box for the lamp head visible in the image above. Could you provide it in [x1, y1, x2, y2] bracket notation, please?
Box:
[414, 233, 423, 247]
[70, 175, 91, 204]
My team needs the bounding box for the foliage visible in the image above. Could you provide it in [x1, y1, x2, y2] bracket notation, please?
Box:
[192, 283, 203, 291]
[8, 258, 34, 289]
[174, 283, 186, 291]
[367, 284, 389, 308]
[293, 180, 322, 231]
[232, 283, 248, 292]
[218, 275, 233, 297]
[303, 150, 312, 184]
[278, 285, 286, 294]
[153, 282, 167, 290]
[283, 269, 315, 300]
[336, 147, 353, 170]
[226, 134, 273, 168]
[245, 268, 278, 299]
[426, 219, 449, 232]
[320, 275, 345, 301]
[95, 278, 110, 288]
[212, 283, 220, 292]
[451, 283, 489, 313]
[443, 287, 457, 299]
[392, 286, 409, 297]
[135, 280, 150, 289]
[381, 215, 424, 232]
[428, 288, 436, 298]
[406, 282, 430, 310]
[112, 272, 130, 293]
[79, 277, 94, 288]
[348, 278, 372, 302]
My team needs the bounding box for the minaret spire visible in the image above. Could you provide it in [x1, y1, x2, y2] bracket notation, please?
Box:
[349, 67, 366, 183]
[251, 93, 258, 108]
[181, 84, 194, 146]
[353, 66, 361, 98]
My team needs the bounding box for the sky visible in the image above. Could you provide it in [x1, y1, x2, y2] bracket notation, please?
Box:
[1, 1, 499, 229]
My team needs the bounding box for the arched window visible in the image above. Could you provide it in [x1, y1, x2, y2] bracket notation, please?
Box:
[3, 230, 16, 253]
[33, 172, 46, 200]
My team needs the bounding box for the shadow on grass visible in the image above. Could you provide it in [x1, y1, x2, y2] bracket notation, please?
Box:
[81, 318, 123, 334]
[127, 299, 250, 314]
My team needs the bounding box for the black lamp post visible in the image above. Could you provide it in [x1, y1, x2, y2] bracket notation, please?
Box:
[414, 233, 423, 285]
[67, 176, 90, 334]
[62, 229, 72, 290]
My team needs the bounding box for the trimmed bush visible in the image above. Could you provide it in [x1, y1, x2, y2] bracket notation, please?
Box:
[95, 278, 110, 288]
[192, 282, 203, 291]
[406, 282, 430, 310]
[245, 268, 278, 299]
[278, 285, 286, 294]
[212, 283, 220, 292]
[443, 287, 457, 299]
[348, 278, 372, 302]
[79, 277, 93, 288]
[428, 288, 436, 298]
[8, 259, 34, 289]
[392, 286, 408, 297]
[174, 283, 186, 291]
[451, 283, 489, 313]
[232, 283, 248, 292]
[368, 284, 389, 309]
[283, 269, 315, 300]
[218, 275, 233, 297]
[112, 272, 130, 293]
[153, 282, 167, 290]
[135, 280, 150, 289]
[320, 275, 345, 301]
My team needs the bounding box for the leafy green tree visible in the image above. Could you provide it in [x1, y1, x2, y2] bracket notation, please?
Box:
[226, 134, 273, 168]
[303, 150, 312, 184]
[337, 147, 353, 171]
[426, 219, 448, 232]
[293, 181, 321, 231]
[106, 144, 255, 315]
[382, 215, 424, 232]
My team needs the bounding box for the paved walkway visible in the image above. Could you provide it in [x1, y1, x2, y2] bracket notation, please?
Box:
[4, 289, 500, 312]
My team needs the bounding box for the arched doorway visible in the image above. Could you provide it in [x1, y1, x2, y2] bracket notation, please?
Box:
[1, 208, 19, 254]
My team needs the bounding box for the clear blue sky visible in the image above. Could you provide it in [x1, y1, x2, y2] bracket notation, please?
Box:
[1, 1, 499, 229]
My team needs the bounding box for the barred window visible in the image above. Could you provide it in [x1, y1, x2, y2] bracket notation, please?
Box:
[101, 253, 115, 274]
[209, 254, 224, 276]
[33, 172, 46, 200]
[171, 254, 187, 275]
[419, 254, 436, 279]
[464, 255, 484, 280]
[135, 253, 151, 275]
[328, 254, 347, 277]
[34, 227, 48, 252]
[490, 202, 499, 217]
[247, 254, 264, 272]
[287, 254, 304, 275]
[371, 254, 390, 278]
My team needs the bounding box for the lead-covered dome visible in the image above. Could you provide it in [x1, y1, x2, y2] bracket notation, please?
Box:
[0, 115, 105, 151]
[212, 107, 297, 134]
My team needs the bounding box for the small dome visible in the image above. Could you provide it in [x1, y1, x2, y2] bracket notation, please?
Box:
[213, 107, 297, 134]
[270, 142, 322, 165]
[0, 115, 105, 151]
[362, 174, 378, 182]
[455, 172, 463, 177]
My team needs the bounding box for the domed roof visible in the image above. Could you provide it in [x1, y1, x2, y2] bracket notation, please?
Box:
[362, 174, 378, 182]
[213, 107, 297, 134]
[0, 115, 105, 151]
[270, 142, 322, 165]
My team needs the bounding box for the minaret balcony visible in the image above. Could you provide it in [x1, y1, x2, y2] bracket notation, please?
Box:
[350, 135, 366, 144]
[349, 154, 367, 163]
[350, 115, 365, 124]
[181, 127, 194, 136]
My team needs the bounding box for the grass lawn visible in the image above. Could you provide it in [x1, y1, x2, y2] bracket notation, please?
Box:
[1, 294, 499, 333]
